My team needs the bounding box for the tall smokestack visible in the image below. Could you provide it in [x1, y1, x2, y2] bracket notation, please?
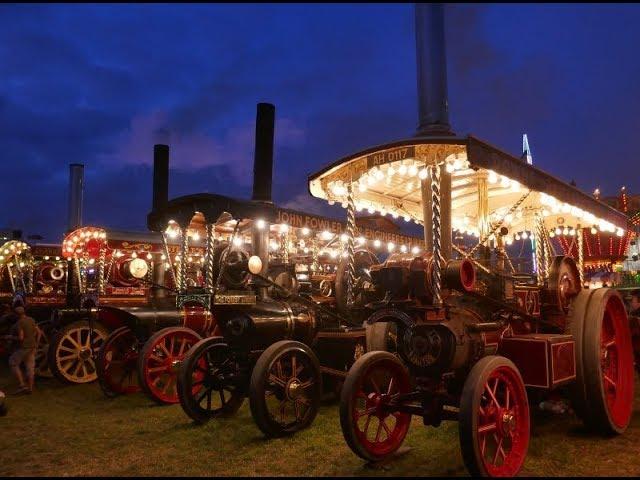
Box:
[415, 3, 452, 136]
[251, 103, 276, 203]
[251, 103, 276, 293]
[152, 144, 169, 212]
[67, 164, 84, 232]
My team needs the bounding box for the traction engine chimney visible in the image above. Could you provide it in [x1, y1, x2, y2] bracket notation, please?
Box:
[251, 103, 276, 289]
[415, 3, 453, 136]
[67, 163, 84, 232]
[152, 144, 169, 213]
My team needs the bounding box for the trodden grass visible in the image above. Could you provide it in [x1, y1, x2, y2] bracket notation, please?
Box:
[1, 367, 640, 477]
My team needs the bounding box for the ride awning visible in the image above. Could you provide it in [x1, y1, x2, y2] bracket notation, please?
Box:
[308, 135, 627, 241]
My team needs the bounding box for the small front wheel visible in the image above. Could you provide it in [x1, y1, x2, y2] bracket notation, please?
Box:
[459, 355, 529, 477]
[97, 327, 140, 398]
[177, 337, 244, 424]
[339, 351, 412, 462]
[249, 340, 322, 437]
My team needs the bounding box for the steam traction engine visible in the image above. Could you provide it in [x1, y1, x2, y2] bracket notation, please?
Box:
[307, 136, 634, 476]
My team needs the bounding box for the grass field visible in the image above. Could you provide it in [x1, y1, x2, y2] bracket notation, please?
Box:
[1, 367, 640, 477]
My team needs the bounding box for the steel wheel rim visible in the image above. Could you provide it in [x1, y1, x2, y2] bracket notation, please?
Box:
[600, 295, 634, 429]
[188, 343, 237, 415]
[476, 366, 529, 477]
[102, 330, 139, 394]
[351, 358, 410, 457]
[143, 331, 199, 403]
[56, 326, 105, 382]
[264, 350, 316, 429]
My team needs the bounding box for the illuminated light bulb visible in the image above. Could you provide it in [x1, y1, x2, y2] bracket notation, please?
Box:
[303, 247, 309, 254]
[403, 215, 411, 222]
[373, 239, 381, 248]
[256, 219, 266, 230]
[562, 203, 571, 213]
[92, 231, 99, 238]
[200, 257, 205, 264]
[418, 168, 428, 180]
[563, 227, 569, 235]
[616, 228, 624, 237]
[367, 206, 375, 214]
[400, 245, 408, 253]
[505, 213, 514, 223]
[161, 254, 166, 260]
[488, 170, 498, 184]
[411, 246, 420, 255]
[340, 233, 348, 242]
[44, 256, 49, 260]
[549, 231, 556, 238]
[100, 232, 107, 239]
[321, 230, 332, 240]
[279, 224, 289, 234]
[511, 180, 520, 192]
[445, 162, 455, 174]
[398, 163, 407, 175]
[357, 236, 366, 245]
[146, 253, 153, 260]
[521, 231, 528, 240]
[405, 181, 413, 191]
[175, 254, 181, 261]
[500, 176, 510, 187]
[19, 262, 25, 268]
[187, 256, 193, 263]
[269, 241, 278, 251]
[387, 166, 396, 177]
[387, 242, 395, 252]
[358, 182, 367, 193]
[374, 169, 384, 181]
[591, 227, 597, 234]
[379, 208, 386, 216]
[555, 227, 562, 235]
[367, 175, 376, 186]
[408, 164, 418, 176]
[301, 227, 310, 236]
[356, 205, 363, 212]
[505, 237, 513, 246]
[542, 209, 550, 217]
[341, 251, 348, 258]
[390, 211, 399, 219]
[233, 237, 243, 247]
[191, 232, 200, 241]
[55, 256, 60, 261]
[131, 252, 138, 258]
[168, 229, 178, 239]
[0, 256, 3, 261]
[569, 228, 576, 236]
[328, 200, 335, 206]
[329, 250, 338, 259]
[515, 233, 521, 241]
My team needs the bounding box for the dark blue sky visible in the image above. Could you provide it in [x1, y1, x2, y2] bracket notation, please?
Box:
[1, 3, 639, 242]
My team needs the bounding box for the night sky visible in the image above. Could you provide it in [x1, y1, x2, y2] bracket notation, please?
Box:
[2, 3, 639, 242]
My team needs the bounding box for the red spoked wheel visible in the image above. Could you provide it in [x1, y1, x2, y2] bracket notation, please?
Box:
[582, 289, 634, 433]
[340, 351, 412, 462]
[460, 356, 529, 477]
[138, 327, 202, 404]
[97, 327, 140, 398]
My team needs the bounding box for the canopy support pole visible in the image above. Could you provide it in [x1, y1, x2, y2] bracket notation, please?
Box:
[7, 263, 15, 293]
[346, 183, 357, 307]
[534, 213, 546, 286]
[577, 225, 585, 287]
[179, 229, 189, 292]
[421, 175, 433, 253]
[205, 224, 215, 293]
[430, 164, 443, 307]
[476, 171, 490, 263]
[98, 247, 106, 296]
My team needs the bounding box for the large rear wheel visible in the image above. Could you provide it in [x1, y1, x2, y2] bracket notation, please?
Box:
[48, 320, 108, 384]
[459, 355, 529, 477]
[138, 327, 202, 404]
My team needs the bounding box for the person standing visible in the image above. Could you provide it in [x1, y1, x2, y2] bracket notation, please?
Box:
[7, 305, 37, 394]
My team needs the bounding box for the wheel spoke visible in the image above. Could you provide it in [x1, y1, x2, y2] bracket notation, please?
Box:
[505, 387, 510, 410]
[362, 414, 372, 436]
[485, 381, 502, 409]
[381, 418, 392, 438]
[374, 419, 383, 442]
[178, 338, 187, 357]
[291, 355, 297, 379]
[492, 434, 503, 465]
[370, 377, 381, 395]
[604, 374, 617, 390]
[478, 422, 497, 434]
[387, 377, 395, 395]
[298, 379, 314, 389]
[355, 407, 377, 418]
[268, 373, 287, 388]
